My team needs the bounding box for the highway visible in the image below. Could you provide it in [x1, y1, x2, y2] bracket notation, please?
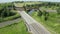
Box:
[17, 11, 51, 34]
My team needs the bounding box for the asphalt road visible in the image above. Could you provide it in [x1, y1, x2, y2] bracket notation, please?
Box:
[0, 18, 21, 28]
[18, 11, 51, 34]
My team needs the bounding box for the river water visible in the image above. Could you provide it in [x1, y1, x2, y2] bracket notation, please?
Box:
[28, 9, 36, 15]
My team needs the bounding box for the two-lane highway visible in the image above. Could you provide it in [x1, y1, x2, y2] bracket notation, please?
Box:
[17, 11, 51, 34]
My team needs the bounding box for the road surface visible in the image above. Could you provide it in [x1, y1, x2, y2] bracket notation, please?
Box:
[0, 18, 21, 28]
[17, 11, 51, 34]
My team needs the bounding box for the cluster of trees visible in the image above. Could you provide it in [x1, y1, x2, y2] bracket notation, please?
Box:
[24, 2, 60, 9]
[23, 4, 39, 12]
[40, 2, 59, 7]
[24, 2, 60, 8]
[37, 8, 60, 21]
[37, 10, 49, 21]
[0, 3, 16, 18]
[14, 1, 24, 3]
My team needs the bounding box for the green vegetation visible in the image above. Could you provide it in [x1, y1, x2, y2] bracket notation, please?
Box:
[23, 2, 60, 34]
[22, 2, 60, 11]
[21, 2, 60, 34]
[57, 8, 60, 14]
[0, 20, 30, 34]
[30, 11, 60, 34]
[0, 1, 60, 34]
[0, 3, 15, 17]
[0, 12, 20, 22]
[15, 1, 41, 7]
[0, 3, 20, 22]
[0, 2, 29, 34]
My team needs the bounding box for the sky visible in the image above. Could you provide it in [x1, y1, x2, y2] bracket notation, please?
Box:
[0, 0, 60, 3]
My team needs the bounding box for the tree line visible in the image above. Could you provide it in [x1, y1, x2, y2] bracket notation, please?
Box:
[23, 2, 60, 21]
[0, 3, 16, 18]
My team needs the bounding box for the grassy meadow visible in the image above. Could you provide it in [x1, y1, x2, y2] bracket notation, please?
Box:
[30, 11, 60, 34]
[0, 20, 30, 34]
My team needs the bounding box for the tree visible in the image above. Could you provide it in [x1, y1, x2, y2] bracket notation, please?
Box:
[57, 8, 60, 15]
[44, 10, 49, 21]
[38, 9, 42, 17]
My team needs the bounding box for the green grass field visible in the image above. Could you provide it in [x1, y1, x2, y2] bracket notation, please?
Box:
[30, 11, 60, 34]
[0, 20, 30, 34]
